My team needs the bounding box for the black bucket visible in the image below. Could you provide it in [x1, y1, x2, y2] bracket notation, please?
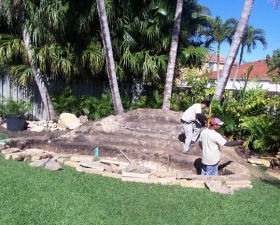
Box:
[5, 115, 25, 131]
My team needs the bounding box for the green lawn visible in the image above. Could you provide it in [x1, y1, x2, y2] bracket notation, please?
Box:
[0, 156, 279, 225]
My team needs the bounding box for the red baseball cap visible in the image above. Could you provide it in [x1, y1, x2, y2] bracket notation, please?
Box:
[210, 118, 224, 125]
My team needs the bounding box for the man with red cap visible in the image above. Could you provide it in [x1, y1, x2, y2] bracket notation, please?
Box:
[199, 118, 243, 176]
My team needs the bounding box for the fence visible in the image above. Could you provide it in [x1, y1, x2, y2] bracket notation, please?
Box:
[0, 74, 137, 120]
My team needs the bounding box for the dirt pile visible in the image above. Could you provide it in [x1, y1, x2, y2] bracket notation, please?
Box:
[1, 108, 262, 179]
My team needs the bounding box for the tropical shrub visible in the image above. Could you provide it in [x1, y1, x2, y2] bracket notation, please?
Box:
[210, 99, 237, 139]
[171, 69, 214, 111]
[51, 88, 80, 115]
[0, 96, 33, 117]
[129, 90, 163, 110]
[239, 114, 280, 154]
[51, 88, 114, 120]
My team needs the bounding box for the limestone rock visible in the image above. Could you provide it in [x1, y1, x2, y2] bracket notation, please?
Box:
[45, 161, 63, 171]
[154, 172, 174, 178]
[79, 115, 88, 123]
[11, 153, 26, 161]
[70, 155, 94, 162]
[79, 161, 105, 171]
[29, 126, 44, 132]
[57, 157, 69, 163]
[205, 181, 234, 195]
[267, 171, 280, 180]
[59, 113, 82, 130]
[31, 153, 53, 161]
[1, 147, 20, 155]
[64, 161, 79, 168]
[248, 158, 270, 167]
[173, 179, 206, 189]
[76, 165, 104, 174]
[125, 164, 151, 173]
[0, 143, 6, 150]
[110, 163, 122, 173]
[57, 120, 68, 129]
[29, 158, 50, 167]
[176, 171, 193, 179]
[122, 171, 150, 179]
[25, 148, 46, 155]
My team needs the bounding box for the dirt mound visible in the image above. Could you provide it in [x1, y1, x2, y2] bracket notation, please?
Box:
[2, 109, 262, 179]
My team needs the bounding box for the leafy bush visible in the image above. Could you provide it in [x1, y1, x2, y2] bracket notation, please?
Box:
[0, 96, 33, 117]
[211, 99, 237, 138]
[129, 90, 163, 110]
[51, 87, 81, 115]
[239, 114, 280, 154]
[171, 69, 214, 111]
[51, 88, 114, 120]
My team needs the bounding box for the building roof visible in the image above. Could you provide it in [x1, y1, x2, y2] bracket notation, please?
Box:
[207, 53, 227, 63]
[206, 53, 238, 66]
[210, 59, 276, 81]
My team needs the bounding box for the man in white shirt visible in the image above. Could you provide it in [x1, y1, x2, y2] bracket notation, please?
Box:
[181, 100, 210, 154]
[199, 118, 243, 176]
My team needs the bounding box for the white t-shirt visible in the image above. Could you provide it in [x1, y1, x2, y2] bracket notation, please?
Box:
[181, 103, 201, 122]
[199, 128, 227, 165]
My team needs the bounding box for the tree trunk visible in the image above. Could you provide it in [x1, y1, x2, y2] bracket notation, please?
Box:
[162, 0, 183, 110]
[217, 44, 221, 82]
[214, 0, 254, 101]
[96, 0, 124, 115]
[232, 45, 244, 86]
[22, 26, 57, 120]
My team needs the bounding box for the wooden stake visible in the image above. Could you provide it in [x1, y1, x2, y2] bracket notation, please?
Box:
[207, 103, 212, 127]
[167, 154, 170, 172]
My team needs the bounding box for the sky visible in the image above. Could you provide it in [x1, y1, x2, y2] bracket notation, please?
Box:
[198, 0, 280, 64]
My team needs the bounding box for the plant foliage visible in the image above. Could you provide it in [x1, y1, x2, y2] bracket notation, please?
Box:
[239, 114, 280, 154]
[0, 96, 33, 117]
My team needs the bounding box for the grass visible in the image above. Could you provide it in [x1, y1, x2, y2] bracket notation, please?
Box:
[0, 132, 9, 140]
[0, 157, 280, 225]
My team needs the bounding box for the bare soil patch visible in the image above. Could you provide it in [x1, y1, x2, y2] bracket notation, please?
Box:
[0, 109, 263, 179]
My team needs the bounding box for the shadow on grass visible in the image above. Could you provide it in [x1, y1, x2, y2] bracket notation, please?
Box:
[261, 178, 280, 188]
[258, 166, 280, 188]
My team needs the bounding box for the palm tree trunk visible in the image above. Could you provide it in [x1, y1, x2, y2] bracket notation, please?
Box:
[217, 45, 221, 82]
[96, 0, 124, 115]
[214, 0, 254, 101]
[22, 26, 57, 120]
[162, 0, 183, 110]
[233, 45, 244, 86]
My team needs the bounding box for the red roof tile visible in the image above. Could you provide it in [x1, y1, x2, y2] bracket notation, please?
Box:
[207, 53, 227, 62]
[210, 59, 276, 81]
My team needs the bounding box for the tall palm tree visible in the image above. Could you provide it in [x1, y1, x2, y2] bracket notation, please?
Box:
[0, 0, 105, 119]
[0, 0, 59, 119]
[214, 0, 254, 101]
[161, 0, 209, 110]
[162, 0, 183, 110]
[203, 16, 236, 81]
[232, 25, 267, 85]
[96, 0, 124, 115]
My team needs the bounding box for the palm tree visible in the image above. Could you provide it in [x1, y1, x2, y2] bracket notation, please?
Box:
[162, 0, 183, 110]
[96, 0, 124, 115]
[161, 0, 210, 110]
[0, 0, 105, 119]
[214, 0, 254, 101]
[0, 0, 59, 119]
[232, 25, 267, 85]
[203, 16, 236, 81]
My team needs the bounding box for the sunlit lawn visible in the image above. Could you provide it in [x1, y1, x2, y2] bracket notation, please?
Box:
[0, 156, 279, 225]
